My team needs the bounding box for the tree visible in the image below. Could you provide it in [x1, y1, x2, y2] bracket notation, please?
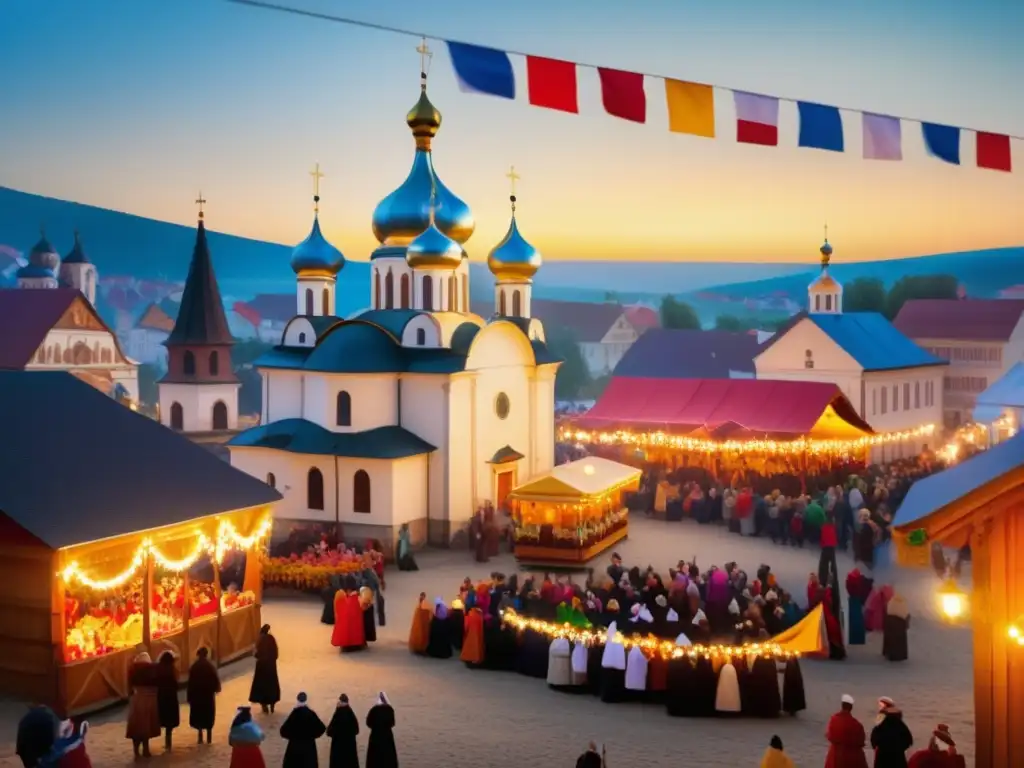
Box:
[884, 274, 959, 319]
[603, 291, 620, 303]
[546, 327, 590, 400]
[232, 338, 273, 368]
[843, 277, 886, 313]
[714, 314, 745, 332]
[660, 295, 701, 330]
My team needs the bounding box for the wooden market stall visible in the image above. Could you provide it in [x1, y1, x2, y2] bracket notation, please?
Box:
[892, 430, 1024, 768]
[0, 371, 281, 716]
[509, 457, 641, 564]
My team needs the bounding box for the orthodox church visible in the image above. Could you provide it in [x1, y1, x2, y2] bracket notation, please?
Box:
[15, 228, 99, 306]
[227, 68, 561, 554]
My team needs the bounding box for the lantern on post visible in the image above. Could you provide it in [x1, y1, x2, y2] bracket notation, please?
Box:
[937, 578, 967, 622]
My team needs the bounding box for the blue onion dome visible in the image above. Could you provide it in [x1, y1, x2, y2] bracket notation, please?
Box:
[28, 229, 60, 272]
[63, 230, 90, 264]
[406, 219, 463, 270]
[488, 202, 542, 282]
[290, 214, 345, 276]
[371, 90, 475, 247]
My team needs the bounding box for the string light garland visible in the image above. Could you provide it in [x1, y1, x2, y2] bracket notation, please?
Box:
[59, 517, 273, 591]
[500, 609, 797, 661]
[560, 425, 936, 457]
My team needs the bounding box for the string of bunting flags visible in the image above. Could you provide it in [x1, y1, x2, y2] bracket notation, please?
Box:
[446, 41, 1015, 172]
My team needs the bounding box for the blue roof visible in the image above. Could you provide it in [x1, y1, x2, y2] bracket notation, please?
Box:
[228, 418, 435, 459]
[893, 431, 1024, 528]
[305, 321, 407, 373]
[255, 346, 312, 369]
[808, 313, 946, 372]
[16, 264, 56, 279]
[974, 362, 1024, 422]
[354, 309, 425, 340]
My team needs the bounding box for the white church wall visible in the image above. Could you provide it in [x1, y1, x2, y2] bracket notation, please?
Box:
[264, 370, 303, 423]
[229, 448, 336, 524]
[863, 366, 946, 461]
[755, 319, 863, 407]
[446, 375, 475, 528]
[303, 373, 399, 432]
[401, 315, 441, 348]
[159, 381, 240, 432]
[282, 317, 317, 347]
[531, 367, 558, 477]
[401, 374, 449, 535]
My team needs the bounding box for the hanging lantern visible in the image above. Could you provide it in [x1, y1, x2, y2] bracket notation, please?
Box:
[937, 578, 967, 621]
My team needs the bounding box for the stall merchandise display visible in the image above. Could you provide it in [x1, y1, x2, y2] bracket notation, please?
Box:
[262, 549, 381, 591]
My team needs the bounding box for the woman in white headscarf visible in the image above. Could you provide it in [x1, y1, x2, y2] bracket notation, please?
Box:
[366, 692, 398, 768]
[599, 622, 627, 703]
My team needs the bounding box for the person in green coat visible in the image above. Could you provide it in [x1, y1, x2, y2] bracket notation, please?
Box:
[803, 499, 825, 544]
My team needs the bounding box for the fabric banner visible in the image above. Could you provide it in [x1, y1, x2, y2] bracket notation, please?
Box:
[773, 604, 827, 657]
[862, 113, 902, 160]
[798, 102, 844, 152]
[922, 122, 961, 165]
[734, 91, 779, 146]
[598, 68, 646, 123]
[526, 56, 578, 113]
[976, 131, 1012, 172]
[664, 80, 715, 138]
[446, 42, 515, 99]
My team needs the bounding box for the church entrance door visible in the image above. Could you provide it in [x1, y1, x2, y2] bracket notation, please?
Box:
[170, 402, 184, 430]
[496, 469, 514, 513]
[212, 401, 228, 430]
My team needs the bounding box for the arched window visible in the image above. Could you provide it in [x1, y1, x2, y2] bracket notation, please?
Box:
[336, 390, 352, 426]
[416, 327, 426, 346]
[814, 295, 821, 312]
[374, 270, 381, 309]
[36, 348, 45, 363]
[101, 348, 112, 363]
[298, 332, 306, 344]
[323, 287, 330, 316]
[825, 294, 833, 312]
[63, 347, 72, 363]
[305, 288, 314, 315]
[209, 350, 219, 376]
[400, 274, 410, 308]
[307, 467, 325, 510]
[212, 400, 228, 430]
[422, 275, 434, 311]
[461, 274, 468, 312]
[52, 343, 61, 361]
[385, 271, 394, 309]
[183, 350, 196, 375]
[266, 472, 276, 488]
[353, 470, 371, 513]
[448, 277, 457, 310]
[512, 289, 522, 317]
[499, 291, 507, 316]
[170, 402, 184, 430]
[72, 342, 91, 364]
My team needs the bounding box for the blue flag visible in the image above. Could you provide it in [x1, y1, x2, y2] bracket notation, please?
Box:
[798, 102, 844, 152]
[447, 42, 515, 100]
[922, 122, 961, 165]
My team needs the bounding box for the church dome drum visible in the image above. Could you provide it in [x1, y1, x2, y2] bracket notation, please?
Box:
[290, 215, 345, 276]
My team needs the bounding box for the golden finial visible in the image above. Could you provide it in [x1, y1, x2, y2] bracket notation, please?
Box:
[506, 165, 521, 216]
[195, 192, 207, 220]
[820, 223, 833, 266]
[416, 37, 432, 90]
[310, 163, 324, 214]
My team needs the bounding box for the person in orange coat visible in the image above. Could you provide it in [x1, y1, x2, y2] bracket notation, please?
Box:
[407, 592, 432, 654]
[825, 694, 869, 768]
[460, 606, 485, 666]
[907, 725, 966, 768]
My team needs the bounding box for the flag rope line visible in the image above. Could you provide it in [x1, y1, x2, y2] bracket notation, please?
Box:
[222, 0, 1024, 141]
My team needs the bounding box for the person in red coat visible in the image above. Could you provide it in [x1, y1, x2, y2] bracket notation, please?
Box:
[331, 577, 367, 652]
[907, 725, 966, 768]
[825, 694, 868, 768]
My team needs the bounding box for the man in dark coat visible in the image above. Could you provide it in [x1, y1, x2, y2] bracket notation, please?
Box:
[155, 651, 180, 751]
[280, 692, 326, 768]
[575, 742, 603, 768]
[16, 705, 58, 767]
[186, 647, 220, 743]
[871, 698, 913, 768]
[249, 624, 281, 713]
[326, 694, 360, 768]
[365, 692, 398, 768]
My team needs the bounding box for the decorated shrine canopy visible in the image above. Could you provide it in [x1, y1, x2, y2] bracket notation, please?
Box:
[575, 377, 872, 441]
[509, 457, 642, 504]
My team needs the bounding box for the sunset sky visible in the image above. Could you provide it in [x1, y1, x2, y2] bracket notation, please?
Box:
[1, 0, 1022, 263]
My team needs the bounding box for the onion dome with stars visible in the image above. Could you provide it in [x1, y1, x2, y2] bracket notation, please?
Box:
[371, 39, 475, 248]
[290, 168, 346, 277]
[406, 180, 463, 271]
[488, 168, 542, 282]
[62, 230, 91, 264]
[17, 227, 60, 278]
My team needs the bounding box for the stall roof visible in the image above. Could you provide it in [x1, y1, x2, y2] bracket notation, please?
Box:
[893, 431, 1024, 535]
[612, 329, 760, 379]
[0, 371, 281, 550]
[575, 377, 873, 437]
[509, 457, 641, 502]
[974, 362, 1024, 422]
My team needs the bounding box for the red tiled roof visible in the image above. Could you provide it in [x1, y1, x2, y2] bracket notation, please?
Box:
[0, 289, 79, 368]
[243, 293, 296, 324]
[623, 305, 660, 331]
[528, 299, 625, 342]
[893, 299, 1024, 342]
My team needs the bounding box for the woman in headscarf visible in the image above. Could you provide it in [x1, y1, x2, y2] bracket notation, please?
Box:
[871, 697, 913, 768]
[228, 706, 266, 768]
[396, 523, 418, 571]
[846, 568, 873, 646]
[599, 622, 627, 703]
[366, 692, 398, 768]
[907, 724, 964, 768]
[249, 624, 281, 714]
[760, 735, 795, 768]
[854, 509, 877, 567]
[425, 598, 453, 659]
[125, 651, 160, 758]
[280, 692, 326, 768]
[186, 647, 220, 743]
[407, 593, 432, 655]
[360, 586, 377, 644]
[326, 694, 360, 768]
[333, 576, 367, 652]
[154, 650, 180, 752]
[781, 656, 806, 716]
[883, 593, 911, 662]
[460, 604, 485, 666]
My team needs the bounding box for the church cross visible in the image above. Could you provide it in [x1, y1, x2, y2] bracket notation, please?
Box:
[310, 163, 324, 211]
[506, 165, 521, 197]
[195, 192, 207, 219]
[417, 37, 432, 85]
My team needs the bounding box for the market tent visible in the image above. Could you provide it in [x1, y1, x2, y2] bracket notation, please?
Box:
[974, 362, 1024, 423]
[509, 457, 642, 503]
[575, 377, 873, 440]
[773, 604, 827, 657]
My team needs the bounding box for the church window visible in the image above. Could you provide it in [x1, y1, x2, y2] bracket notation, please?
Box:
[336, 390, 352, 426]
[170, 402, 184, 430]
[814, 295, 821, 312]
[881, 387, 888, 414]
[422, 276, 434, 311]
[305, 288, 314, 315]
[36, 348, 45, 363]
[323, 288, 330, 315]
[903, 383, 911, 410]
[101, 348, 111, 363]
[72, 342, 91, 364]
[512, 290, 522, 317]
[499, 291, 507, 316]
[448, 277, 456, 310]
[400, 274, 410, 308]
[804, 349, 814, 370]
[892, 384, 899, 411]
[495, 392, 510, 420]
[374, 270, 381, 309]
[353, 470, 371, 513]
[63, 347, 72, 363]
[266, 472, 276, 488]
[298, 332, 307, 344]
[212, 400, 228, 430]
[825, 294, 832, 312]
[209, 350, 219, 376]
[915, 381, 921, 408]
[183, 350, 196, 375]
[461, 274, 468, 312]
[872, 389, 877, 415]
[385, 271, 394, 309]
[416, 328, 426, 346]
[307, 467, 325, 510]
[53, 343, 61, 361]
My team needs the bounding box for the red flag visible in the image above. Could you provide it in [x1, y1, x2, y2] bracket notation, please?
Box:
[977, 131, 1012, 172]
[598, 68, 646, 123]
[526, 56, 578, 113]
[233, 301, 261, 328]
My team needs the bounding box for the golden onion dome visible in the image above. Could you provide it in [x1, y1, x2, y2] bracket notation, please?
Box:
[406, 219, 463, 270]
[371, 88, 475, 247]
[488, 201, 542, 282]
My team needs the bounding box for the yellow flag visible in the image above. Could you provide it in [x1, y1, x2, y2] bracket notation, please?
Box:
[665, 79, 715, 138]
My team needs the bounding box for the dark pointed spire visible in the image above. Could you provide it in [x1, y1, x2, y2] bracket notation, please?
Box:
[63, 230, 91, 264]
[166, 216, 234, 346]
